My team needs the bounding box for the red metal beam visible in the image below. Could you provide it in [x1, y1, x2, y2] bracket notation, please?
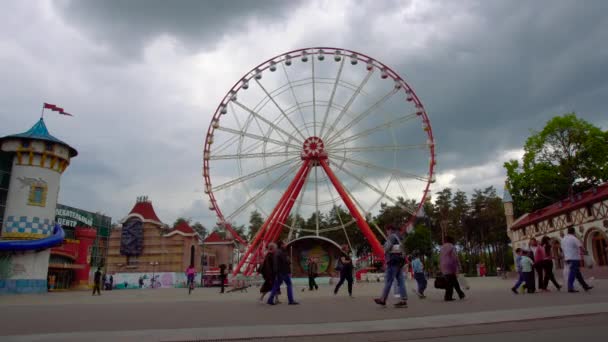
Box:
[232, 160, 310, 276]
[319, 159, 385, 260]
[244, 162, 312, 275]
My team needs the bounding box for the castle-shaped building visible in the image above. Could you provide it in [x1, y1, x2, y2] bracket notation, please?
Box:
[0, 118, 77, 293]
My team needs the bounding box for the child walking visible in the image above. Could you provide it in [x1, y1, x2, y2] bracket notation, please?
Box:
[511, 248, 525, 294]
[520, 250, 535, 293]
[411, 254, 427, 298]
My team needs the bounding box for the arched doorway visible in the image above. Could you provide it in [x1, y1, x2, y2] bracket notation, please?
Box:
[590, 231, 607, 266]
[190, 245, 195, 266]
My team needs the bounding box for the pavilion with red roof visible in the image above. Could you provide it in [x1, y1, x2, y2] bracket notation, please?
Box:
[504, 182, 608, 276]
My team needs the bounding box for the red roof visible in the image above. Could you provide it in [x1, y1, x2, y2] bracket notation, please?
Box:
[174, 221, 195, 234]
[511, 182, 608, 231]
[203, 231, 231, 243]
[128, 201, 162, 223]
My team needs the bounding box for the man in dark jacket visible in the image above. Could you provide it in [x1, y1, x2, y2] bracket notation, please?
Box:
[260, 243, 276, 302]
[267, 240, 298, 305]
[92, 268, 102, 296]
[308, 257, 319, 291]
[334, 245, 354, 297]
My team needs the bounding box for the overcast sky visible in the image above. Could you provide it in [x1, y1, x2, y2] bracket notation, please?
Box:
[1, 0, 607, 228]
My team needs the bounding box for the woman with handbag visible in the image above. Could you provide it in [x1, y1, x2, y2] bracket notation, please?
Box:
[440, 236, 465, 301]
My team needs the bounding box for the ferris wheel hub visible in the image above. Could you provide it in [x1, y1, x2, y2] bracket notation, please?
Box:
[301, 136, 327, 161]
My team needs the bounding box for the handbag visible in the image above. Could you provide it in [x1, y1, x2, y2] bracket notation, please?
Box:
[434, 275, 447, 289]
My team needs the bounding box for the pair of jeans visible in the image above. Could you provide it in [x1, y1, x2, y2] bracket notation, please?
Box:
[523, 272, 535, 293]
[541, 259, 561, 289]
[444, 274, 464, 300]
[267, 274, 295, 304]
[566, 260, 590, 291]
[382, 264, 406, 301]
[513, 271, 525, 290]
[308, 275, 318, 290]
[334, 269, 353, 296]
[534, 263, 544, 290]
[414, 272, 427, 295]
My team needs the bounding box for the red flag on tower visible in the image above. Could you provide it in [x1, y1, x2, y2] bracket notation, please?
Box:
[42, 103, 73, 116]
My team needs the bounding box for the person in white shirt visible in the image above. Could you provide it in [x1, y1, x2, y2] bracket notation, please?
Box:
[561, 227, 593, 293]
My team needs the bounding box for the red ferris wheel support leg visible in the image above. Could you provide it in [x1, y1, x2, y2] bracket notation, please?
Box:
[233, 160, 311, 276]
[319, 159, 385, 260]
[269, 163, 311, 242]
[244, 162, 311, 275]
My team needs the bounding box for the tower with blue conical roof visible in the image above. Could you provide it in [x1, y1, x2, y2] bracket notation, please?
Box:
[0, 118, 77, 293]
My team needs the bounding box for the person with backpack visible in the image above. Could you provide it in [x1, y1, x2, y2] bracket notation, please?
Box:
[374, 225, 408, 307]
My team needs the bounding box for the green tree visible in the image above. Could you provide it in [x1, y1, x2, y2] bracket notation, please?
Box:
[505, 113, 608, 215]
[191, 222, 208, 239]
[403, 225, 433, 257]
[247, 210, 265, 241]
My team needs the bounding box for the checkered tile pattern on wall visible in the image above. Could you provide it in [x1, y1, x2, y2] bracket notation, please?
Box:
[3, 216, 52, 235]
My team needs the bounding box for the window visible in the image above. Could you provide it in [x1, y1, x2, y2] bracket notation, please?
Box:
[45, 142, 54, 152]
[586, 204, 594, 217]
[27, 183, 47, 207]
[21, 140, 30, 148]
[127, 256, 138, 266]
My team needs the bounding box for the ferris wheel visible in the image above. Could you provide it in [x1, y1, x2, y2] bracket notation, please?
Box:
[202, 47, 436, 275]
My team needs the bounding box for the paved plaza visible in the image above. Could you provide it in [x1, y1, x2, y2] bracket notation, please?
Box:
[0, 277, 607, 341]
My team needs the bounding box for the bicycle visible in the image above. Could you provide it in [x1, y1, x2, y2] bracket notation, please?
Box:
[187, 276, 195, 294]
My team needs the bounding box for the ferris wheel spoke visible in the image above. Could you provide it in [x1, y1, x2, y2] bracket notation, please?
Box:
[225, 162, 300, 221]
[211, 134, 242, 155]
[212, 157, 299, 192]
[314, 167, 320, 236]
[210, 150, 300, 160]
[312, 57, 317, 137]
[326, 88, 399, 145]
[329, 153, 428, 182]
[328, 143, 428, 154]
[254, 79, 307, 141]
[319, 58, 345, 138]
[281, 63, 311, 137]
[233, 100, 303, 144]
[327, 113, 417, 148]
[215, 126, 300, 150]
[331, 162, 417, 216]
[322, 69, 374, 141]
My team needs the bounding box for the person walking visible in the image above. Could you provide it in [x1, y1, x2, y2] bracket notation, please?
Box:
[308, 257, 319, 291]
[219, 264, 227, 294]
[186, 263, 196, 293]
[411, 254, 427, 298]
[520, 250, 535, 293]
[440, 236, 465, 301]
[561, 227, 593, 293]
[334, 245, 354, 298]
[540, 236, 562, 291]
[109, 275, 114, 291]
[511, 248, 526, 294]
[267, 240, 298, 305]
[260, 243, 277, 303]
[92, 268, 102, 296]
[530, 238, 546, 291]
[138, 276, 144, 289]
[374, 225, 407, 307]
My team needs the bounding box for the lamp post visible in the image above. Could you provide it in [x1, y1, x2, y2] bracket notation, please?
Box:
[150, 261, 159, 288]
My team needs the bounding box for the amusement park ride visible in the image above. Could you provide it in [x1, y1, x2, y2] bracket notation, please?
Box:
[202, 48, 436, 276]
